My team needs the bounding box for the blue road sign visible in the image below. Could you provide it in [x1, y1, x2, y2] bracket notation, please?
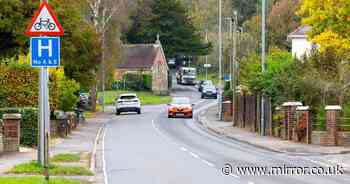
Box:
[224, 74, 232, 81]
[31, 37, 60, 67]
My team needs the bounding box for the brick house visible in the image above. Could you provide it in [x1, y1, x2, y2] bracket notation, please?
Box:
[116, 40, 169, 95]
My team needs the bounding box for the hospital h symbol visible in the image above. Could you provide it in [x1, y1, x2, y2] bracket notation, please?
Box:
[38, 39, 52, 57]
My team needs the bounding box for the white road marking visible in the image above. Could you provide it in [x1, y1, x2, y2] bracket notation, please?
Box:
[248, 182, 255, 184]
[229, 173, 240, 179]
[201, 159, 215, 167]
[102, 126, 108, 184]
[180, 147, 188, 152]
[190, 152, 200, 159]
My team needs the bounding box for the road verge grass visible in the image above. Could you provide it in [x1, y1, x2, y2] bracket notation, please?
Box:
[50, 153, 81, 163]
[98, 90, 171, 105]
[8, 161, 93, 176]
[0, 176, 89, 184]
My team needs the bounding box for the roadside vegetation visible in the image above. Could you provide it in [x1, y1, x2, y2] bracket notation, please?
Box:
[0, 177, 89, 184]
[8, 161, 93, 176]
[50, 153, 81, 163]
[98, 90, 172, 105]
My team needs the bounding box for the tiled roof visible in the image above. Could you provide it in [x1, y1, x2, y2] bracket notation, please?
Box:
[288, 25, 311, 38]
[118, 44, 160, 69]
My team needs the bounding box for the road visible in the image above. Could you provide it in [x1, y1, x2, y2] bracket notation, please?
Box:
[103, 84, 350, 184]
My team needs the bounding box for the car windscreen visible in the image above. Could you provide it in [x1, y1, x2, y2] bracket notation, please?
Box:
[203, 81, 213, 85]
[183, 70, 196, 75]
[203, 86, 216, 90]
[172, 98, 190, 104]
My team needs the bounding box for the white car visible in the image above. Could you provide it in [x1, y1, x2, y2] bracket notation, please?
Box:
[115, 94, 141, 115]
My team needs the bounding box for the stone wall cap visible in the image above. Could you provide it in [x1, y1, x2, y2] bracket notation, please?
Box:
[2, 114, 22, 120]
[282, 102, 303, 107]
[325, 105, 342, 110]
[297, 106, 310, 111]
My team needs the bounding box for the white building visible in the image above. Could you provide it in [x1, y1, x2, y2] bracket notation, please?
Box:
[288, 25, 313, 60]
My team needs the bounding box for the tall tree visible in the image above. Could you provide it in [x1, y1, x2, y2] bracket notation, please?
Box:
[0, 0, 38, 57]
[298, 0, 350, 104]
[231, 0, 257, 25]
[125, 0, 211, 57]
[268, 0, 300, 49]
[298, 0, 350, 58]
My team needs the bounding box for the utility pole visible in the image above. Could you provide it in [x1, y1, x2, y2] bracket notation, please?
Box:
[205, 29, 208, 80]
[261, 0, 267, 136]
[224, 17, 233, 90]
[232, 11, 238, 126]
[218, 0, 223, 120]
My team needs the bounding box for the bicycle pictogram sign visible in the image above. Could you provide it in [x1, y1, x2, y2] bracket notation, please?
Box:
[26, 1, 64, 36]
[34, 18, 56, 31]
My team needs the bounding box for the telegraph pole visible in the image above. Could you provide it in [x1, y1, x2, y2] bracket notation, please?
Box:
[205, 29, 208, 80]
[218, 0, 223, 120]
[224, 17, 233, 90]
[261, 0, 267, 136]
[232, 11, 238, 126]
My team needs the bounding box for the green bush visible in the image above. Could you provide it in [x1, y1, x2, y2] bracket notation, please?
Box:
[0, 108, 38, 147]
[121, 73, 152, 91]
[313, 106, 326, 131]
[58, 78, 80, 112]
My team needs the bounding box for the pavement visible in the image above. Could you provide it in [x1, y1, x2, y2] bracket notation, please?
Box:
[198, 104, 350, 172]
[0, 112, 111, 183]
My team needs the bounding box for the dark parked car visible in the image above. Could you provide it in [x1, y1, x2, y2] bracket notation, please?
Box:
[201, 85, 218, 99]
[198, 80, 213, 92]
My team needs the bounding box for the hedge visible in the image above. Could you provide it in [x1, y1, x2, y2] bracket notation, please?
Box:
[0, 108, 38, 147]
[112, 73, 152, 91]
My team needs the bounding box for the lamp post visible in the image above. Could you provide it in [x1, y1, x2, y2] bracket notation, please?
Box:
[218, 0, 223, 120]
[232, 11, 238, 126]
[261, 0, 267, 136]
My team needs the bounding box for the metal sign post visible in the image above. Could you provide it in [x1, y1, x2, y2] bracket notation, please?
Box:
[26, 0, 64, 181]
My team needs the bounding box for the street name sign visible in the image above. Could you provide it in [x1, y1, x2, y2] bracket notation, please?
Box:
[26, 1, 64, 36]
[31, 37, 60, 67]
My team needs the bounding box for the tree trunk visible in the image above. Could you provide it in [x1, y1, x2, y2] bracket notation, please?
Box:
[91, 84, 97, 112]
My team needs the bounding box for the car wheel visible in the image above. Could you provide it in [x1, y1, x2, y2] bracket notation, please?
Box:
[116, 110, 120, 115]
[137, 109, 141, 114]
[201, 95, 204, 99]
[168, 114, 172, 118]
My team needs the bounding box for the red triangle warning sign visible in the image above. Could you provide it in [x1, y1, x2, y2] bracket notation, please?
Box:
[26, 1, 64, 36]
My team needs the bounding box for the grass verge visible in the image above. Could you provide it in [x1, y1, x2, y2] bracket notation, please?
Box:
[50, 153, 81, 163]
[98, 90, 172, 105]
[8, 161, 93, 176]
[0, 176, 89, 184]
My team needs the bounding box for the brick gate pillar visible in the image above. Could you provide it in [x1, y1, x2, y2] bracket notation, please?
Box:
[282, 102, 302, 141]
[323, 106, 341, 146]
[2, 114, 21, 152]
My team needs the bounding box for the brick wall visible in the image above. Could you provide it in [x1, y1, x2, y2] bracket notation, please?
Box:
[337, 132, 350, 146]
[311, 131, 328, 145]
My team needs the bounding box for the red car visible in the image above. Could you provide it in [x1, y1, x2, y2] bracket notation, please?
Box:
[167, 97, 194, 118]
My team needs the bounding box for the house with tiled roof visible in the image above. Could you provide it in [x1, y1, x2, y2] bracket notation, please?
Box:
[115, 38, 169, 95]
[288, 25, 315, 60]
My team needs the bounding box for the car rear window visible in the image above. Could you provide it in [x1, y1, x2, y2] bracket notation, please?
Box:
[120, 96, 136, 100]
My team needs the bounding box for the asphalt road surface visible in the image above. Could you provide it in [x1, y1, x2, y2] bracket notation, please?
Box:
[103, 84, 350, 184]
